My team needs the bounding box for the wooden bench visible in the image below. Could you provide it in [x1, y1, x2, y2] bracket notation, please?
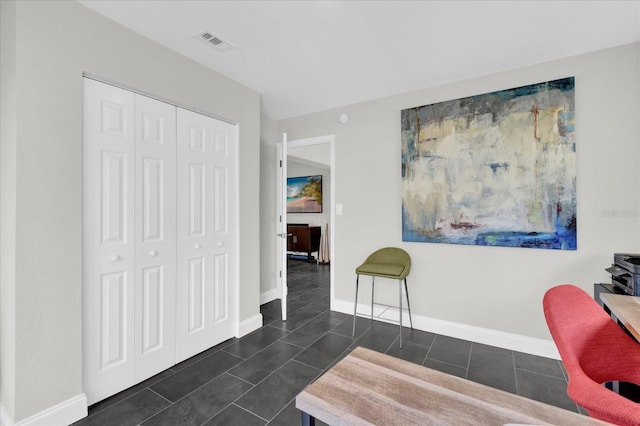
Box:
[296, 346, 608, 425]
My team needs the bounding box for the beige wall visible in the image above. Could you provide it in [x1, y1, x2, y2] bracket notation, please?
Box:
[259, 113, 280, 299]
[267, 43, 640, 343]
[0, 1, 260, 422]
[1, 0, 18, 418]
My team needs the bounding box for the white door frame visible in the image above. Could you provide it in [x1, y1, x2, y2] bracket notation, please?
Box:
[286, 135, 336, 308]
[276, 135, 288, 320]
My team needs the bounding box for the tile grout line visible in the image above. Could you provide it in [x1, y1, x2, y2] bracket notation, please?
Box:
[148, 367, 245, 419]
[147, 387, 173, 405]
[220, 347, 248, 360]
[230, 358, 324, 423]
[135, 387, 178, 425]
[231, 402, 270, 423]
[420, 336, 436, 366]
[512, 350, 520, 396]
[279, 320, 336, 349]
[515, 366, 568, 380]
[465, 340, 473, 379]
[422, 334, 436, 365]
[225, 371, 257, 387]
[83, 369, 178, 419]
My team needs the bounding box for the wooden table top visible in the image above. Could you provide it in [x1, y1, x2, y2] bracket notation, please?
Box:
[296, 346, 610, 425]
[601, 293, 640, 341]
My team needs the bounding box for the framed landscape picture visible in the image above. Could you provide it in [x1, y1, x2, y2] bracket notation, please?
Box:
[287, 175, 323, 213]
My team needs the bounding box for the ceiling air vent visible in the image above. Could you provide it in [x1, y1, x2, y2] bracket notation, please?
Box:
[197, 31, 234, 52]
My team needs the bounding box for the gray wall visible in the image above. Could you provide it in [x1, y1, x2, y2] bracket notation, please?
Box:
[1, 0, 18, 418]
[259, 113, 279, 301]
[0, 1, 261, 422]
[265, 42, 640, 342]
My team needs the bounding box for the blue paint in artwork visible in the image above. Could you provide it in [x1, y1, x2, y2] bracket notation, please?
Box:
[489, 162, 509, 174]
[475, 230, 576, 250]
[403, 229, 577, 250]
[547, 77, 575, 93]
[475, 77, 575, 104]
[558, 110, 575, 133]
[476, 232, 557, 248]
[401, 206, 577, 250]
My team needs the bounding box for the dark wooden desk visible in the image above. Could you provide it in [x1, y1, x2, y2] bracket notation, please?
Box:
[296, 347, 608, 426]
[287, 224, 321, 262]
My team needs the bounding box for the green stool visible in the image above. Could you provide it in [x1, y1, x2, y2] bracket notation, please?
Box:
[353, 247, 413, 348]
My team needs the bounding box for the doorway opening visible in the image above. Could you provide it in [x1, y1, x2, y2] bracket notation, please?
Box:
[275, 135, 336, 322]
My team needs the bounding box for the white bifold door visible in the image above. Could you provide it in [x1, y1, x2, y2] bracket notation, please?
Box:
[83, 78, 237, 405]
[175, 108, 238, 362]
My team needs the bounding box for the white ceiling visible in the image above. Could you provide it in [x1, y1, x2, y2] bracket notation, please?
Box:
[78, 0, 640, 120]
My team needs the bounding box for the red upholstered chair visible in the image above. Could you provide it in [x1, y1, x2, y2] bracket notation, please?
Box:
[543, 284, 640, 425]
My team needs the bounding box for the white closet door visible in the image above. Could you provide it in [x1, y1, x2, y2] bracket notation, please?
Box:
[133, 94, 177, 382]
[176, 108, 238, 362]
[84, 78, 238, 403]
[83, 79, 136, 404]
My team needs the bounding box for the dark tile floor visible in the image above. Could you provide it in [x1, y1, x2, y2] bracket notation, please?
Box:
[75, 259, 582, 425]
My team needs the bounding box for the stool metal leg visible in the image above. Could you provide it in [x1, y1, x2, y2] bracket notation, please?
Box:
[353, 274, 359, 336]
[404, 278, 413, 330]
[371, 276, 375, 321]
[398, 279, 403, 348]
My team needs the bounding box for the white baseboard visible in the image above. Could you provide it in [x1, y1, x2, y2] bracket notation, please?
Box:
[238, 313, 263, 338]
[332, 300, 560, 360]
[1, 394, 87, 426]
[260, 288, 279, 305]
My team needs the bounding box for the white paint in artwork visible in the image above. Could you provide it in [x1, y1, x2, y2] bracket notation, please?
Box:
[402, 81, 576, 245]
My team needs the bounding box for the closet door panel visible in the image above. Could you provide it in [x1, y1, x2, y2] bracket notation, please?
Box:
[176, 109, 214, 361]
[84, 79, 136, 405]
[210, 122, 237, 344]
[133, 94, 177, 383]
[100, 271, 128, 367]
[176, 109, 237, 362]
[140, 266, 163, 352]
[188, 257, 206, 332]
[189, 163, 206, 236]
[213, 253, 228, 323]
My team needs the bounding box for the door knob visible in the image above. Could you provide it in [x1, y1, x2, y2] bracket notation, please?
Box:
[218, 242, 223, 247]
[194, 244, 201, 250]
[149, 250, 158, 257]
[111, 254, 120, 262]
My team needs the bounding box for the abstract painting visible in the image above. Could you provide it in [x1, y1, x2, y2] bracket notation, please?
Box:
[401, 77, 576, 250]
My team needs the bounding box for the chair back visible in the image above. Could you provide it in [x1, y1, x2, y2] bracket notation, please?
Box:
[543, 284, 640, 425]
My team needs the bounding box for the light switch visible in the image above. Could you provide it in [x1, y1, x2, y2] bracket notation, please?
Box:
[336, 204, 343, 215]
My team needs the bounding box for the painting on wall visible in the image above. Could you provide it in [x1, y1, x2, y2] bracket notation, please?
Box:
[401, 77, 576, 250]
[287, 175, 323, 213]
